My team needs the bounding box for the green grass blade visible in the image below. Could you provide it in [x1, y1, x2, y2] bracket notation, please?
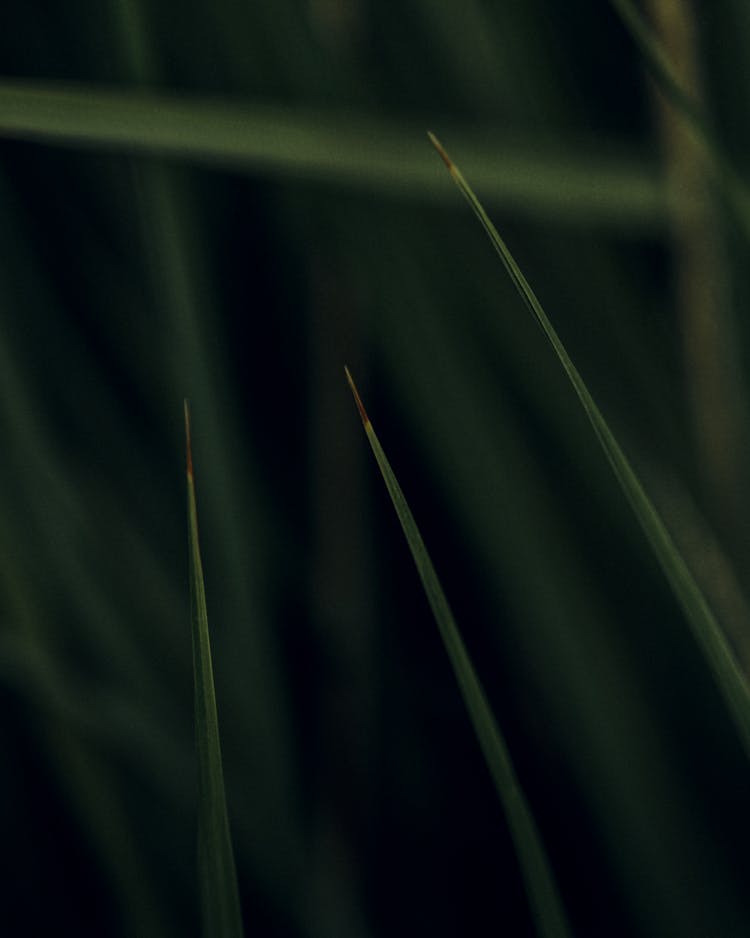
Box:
[428, 132, 750, 757]
[608, 0, 750, 238]
[609, 0, 704, 126]
[0, 81, 667, 228]
[184, 400, 245, 938]
[345, 368, 571, 938]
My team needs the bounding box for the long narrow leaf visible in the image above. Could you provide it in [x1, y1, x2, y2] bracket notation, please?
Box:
[428, 132, 750, 756]
[345, 368, 571, 938]
[0, 81, 666, 228]
[185, 400, 244, 938]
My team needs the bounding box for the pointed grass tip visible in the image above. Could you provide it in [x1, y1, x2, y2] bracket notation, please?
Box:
[183, 398, 194, 480]
[344, 366, 371, 427]
[427, 131, 455, 173]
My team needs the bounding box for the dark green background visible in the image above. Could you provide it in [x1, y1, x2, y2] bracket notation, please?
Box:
[1, 1, 750, 935]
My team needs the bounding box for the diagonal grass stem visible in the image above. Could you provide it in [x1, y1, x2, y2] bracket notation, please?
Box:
[428, 132, 750, 757]
[185, 400, 245, 938]
[345, 367, 571, 938]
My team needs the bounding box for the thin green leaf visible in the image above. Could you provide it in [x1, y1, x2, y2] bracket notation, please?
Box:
[185, 400, 245, 938]
[428, 132, 750, 756]
[345, 368, 571, 938]
[0, 81, 667, 228]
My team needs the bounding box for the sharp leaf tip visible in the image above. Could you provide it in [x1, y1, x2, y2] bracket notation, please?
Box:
[428, 131, 453, 171]
[345, 366, 371, 427]
[184, 399, 194, 479]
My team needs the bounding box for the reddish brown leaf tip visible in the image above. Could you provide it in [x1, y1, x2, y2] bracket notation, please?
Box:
[427, 131, 454, 171]
[183, 398, 194, 479]
[344, 366, 371, 427]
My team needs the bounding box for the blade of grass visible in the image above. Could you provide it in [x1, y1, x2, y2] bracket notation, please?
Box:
[642, 0, 750, 592]
[115, 3, 305, 900]
[345, 367, 571, 938]
[608, 0, 750, 238]
[0, 81, 667, 228]
[428, 132, 750, 756]
[185, 400, 244, 938]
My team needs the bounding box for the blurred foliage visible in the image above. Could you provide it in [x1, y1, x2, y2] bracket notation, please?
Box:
[1, 1, 750, 936]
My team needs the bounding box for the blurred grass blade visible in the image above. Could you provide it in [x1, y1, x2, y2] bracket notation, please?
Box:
[609, 0, 703, 125]
[0, 81, 667, 229]
[428, 133, 750, 756]
[185, 400, 245, 938]
[608, 0, 750, 236]
[345, 368, 571, 938]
